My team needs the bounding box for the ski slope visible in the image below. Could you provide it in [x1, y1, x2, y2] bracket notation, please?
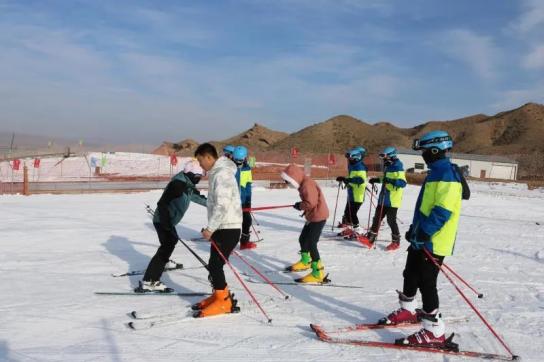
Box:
[1, 181, 543, 361]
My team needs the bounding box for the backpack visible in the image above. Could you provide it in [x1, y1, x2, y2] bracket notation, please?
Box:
[453, 164, 471, 200]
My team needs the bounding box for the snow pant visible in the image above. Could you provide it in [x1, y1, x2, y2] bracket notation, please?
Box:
[370, 205, 400, 237]
[143, 222, 178, 282]
[402, 247, 445, 313]
[299, 220, 326, 261]
[240, 210, 252, 243]
[341, 201, 362, 227]
[208, 229, 241, 290]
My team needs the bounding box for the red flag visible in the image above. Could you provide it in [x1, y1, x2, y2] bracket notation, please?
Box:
[328, 153, 336, 166]
[34, 158, 41, 168]
[170, 154, 178, 166]
[12, 159, 21, 170]
[291, 147, 298, 159]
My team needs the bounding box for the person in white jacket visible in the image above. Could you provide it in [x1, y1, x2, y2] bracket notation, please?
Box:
[193, 143, 243, 318]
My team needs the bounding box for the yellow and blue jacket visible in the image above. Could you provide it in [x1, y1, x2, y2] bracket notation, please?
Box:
[378, 158, 406, 208]
[347, 161, 368, 203]
[409, 157, 463, 257]
[235, 163, 252, 207]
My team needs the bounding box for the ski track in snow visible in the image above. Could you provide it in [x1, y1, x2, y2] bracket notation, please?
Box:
[1, 180, 543, 361]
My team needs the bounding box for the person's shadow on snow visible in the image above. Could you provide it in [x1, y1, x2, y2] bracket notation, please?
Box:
[103, 235, 210, 299]
[231, 249, 386, 326]
[0, 340, 18, 362]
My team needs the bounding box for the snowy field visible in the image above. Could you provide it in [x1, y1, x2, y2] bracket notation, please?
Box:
[1, 181, 543, 361]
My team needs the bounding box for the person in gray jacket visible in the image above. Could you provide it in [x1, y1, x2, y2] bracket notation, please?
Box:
[193, 143, 243, 317]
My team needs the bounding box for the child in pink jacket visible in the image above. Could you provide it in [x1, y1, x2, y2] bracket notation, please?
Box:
[281, 164, 329, 283]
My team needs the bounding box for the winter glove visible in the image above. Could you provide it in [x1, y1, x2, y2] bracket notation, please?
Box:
[369, 177, 380, 184]
[336, 176, 346, 184]
[293, 202, 302, 211]
[411, 228, 430, 250]
[405, 224, 414, 242]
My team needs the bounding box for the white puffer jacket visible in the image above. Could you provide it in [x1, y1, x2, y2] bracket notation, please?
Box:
[206, 156, 243, 232]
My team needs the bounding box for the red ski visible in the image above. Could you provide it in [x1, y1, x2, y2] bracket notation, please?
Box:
[310, 324, 519, 361]
[310, 315, 469, 334]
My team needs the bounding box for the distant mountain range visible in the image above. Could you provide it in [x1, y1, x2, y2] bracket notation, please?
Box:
[155, 102, 544, 157]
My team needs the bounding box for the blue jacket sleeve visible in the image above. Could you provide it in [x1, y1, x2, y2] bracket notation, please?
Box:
[419, 206, 452, 236]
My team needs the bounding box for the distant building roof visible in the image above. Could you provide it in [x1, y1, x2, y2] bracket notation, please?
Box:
[397, 148, 518, 165]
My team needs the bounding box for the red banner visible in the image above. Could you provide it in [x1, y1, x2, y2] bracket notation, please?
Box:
[12, 159, 21, 171]
[328, 153, 336, 166]
[170, 154, 178, 166]
[290, 147, 298, 159]
[34, 158, 41, 168]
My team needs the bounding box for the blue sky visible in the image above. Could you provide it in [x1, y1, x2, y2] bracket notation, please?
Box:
[1, 0, 543, 144]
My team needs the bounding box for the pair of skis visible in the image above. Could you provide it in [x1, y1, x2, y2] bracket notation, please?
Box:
[309, 320, 519, 361]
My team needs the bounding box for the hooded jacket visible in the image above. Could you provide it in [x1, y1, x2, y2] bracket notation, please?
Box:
[153, 171, 207, 229]
[281, 164, 329, 223]
[206, 156, 243, 233]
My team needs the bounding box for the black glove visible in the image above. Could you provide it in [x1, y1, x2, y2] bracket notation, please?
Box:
[405, 224, 414, 242]
[336, 176, 346, 183]
[369, 177, 380, 185]
[293, 202, 302, 211]
[411, 228, 430, 250]
[384, 177, 394, 185]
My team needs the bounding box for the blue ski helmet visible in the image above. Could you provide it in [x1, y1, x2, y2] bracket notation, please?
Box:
[354, 146, 367, 157]
[380, 146, 397, 159]
[233, 145, 248, 164]
[223, 144, 235, 156]
[346, 148, 363, 162]
[412, 130, 453, 151]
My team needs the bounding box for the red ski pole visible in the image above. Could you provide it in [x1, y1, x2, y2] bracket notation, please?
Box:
[442, 263, 484, 298]
[232, 250, 289, 300]
[422, 248, 517, 359]
[210, 238, 273, 323]
[243, 205, 293, 212]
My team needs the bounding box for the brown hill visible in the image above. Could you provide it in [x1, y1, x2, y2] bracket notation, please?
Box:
[411, 103, 544, 154]
[270, 103, 544, 156]
[270, 115, 411, 153]
[219, 123, 289, 150]
[152, 138, 199, 156]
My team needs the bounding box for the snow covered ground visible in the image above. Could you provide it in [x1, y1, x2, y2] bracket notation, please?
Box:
[1, 181, 543, 361]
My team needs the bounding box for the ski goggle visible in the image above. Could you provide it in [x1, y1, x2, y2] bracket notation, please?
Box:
[412, 135, 452, 151]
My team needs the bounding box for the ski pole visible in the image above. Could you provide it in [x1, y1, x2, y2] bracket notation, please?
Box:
[250, 221, 264, 242]
[210, 238, 273, 323]
[331, 182, 341, 231]
[177, 237, 209, 271]
[232, 250, 290, 300]
[145, 205, 209, 271]
[243, 205, 293, 212]
[422, 248, 517, 359]
[366, 184, 375, 231]
[250, 212, 261, 226]
[442, 263, 484, 298]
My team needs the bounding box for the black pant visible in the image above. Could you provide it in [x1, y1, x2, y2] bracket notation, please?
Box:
[240, 211, 252, 243]
[370, 205, 400, 236]
[143, 222, 178, 281]
[402, 247, 445, 313]
[208, 229, 241, 290]
[341, 201, 362, 227]
[299, 220, 326, 261]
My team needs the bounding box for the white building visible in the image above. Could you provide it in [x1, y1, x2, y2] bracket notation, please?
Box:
[396, 149, 518, 180]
